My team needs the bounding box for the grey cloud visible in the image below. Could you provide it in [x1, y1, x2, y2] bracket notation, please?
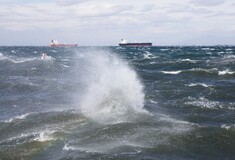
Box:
[190, 0, 226, 6]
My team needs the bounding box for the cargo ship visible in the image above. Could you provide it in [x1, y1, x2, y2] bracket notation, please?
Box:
[49, 40, 78, 47]
[119, 39, 152, 47]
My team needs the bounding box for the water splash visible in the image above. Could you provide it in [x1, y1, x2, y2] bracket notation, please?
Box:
[75, 50, 148, 124]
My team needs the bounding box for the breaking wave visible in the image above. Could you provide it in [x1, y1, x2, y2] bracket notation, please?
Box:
[75, 50, 148, 124]
[186, 83, 212, 88]
[218, 69, 235, 75]
[161, 70, 182, 74]
[0, 52, 54, 64]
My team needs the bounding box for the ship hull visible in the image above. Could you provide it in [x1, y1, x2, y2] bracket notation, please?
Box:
[49, 44, 78, 47]
[119, 43, 152, 47]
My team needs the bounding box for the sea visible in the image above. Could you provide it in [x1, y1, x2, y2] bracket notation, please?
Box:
[0, 46, 234, 160]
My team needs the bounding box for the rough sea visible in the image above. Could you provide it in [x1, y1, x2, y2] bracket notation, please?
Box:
[0, 46, 234, 160]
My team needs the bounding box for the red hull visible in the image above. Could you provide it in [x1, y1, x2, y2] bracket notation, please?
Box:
[49, 44, 78, 47]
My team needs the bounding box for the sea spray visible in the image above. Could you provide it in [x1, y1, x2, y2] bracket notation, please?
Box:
[75, 50, 148, 123]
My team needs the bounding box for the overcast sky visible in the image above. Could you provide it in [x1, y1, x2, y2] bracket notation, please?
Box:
[0, 0, 235, 46]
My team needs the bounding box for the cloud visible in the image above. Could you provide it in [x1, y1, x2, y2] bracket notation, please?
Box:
[190, 0, 226, 6]
[0, 2, 132, 31]
[56, 0, 87, 6]
[167, 3, 212, 15]
[0, 0, 235, 45]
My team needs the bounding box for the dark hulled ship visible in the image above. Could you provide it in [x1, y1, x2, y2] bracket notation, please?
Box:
[119, 39, 152, 47]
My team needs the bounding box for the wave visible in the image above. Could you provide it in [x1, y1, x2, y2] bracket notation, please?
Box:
[41, 55, 54, 61]
[149, 99, 158, 104]
[11, 58, 39, 63]
[161, 68, 217, 75]
[0, 53, 9, 60]
[179, 59, 197, 63]
[143, 52, 157, 60]
[217, 51, 225, 54]
[0, 130, 54, 146]
[186, 83, 212, 88]
[224, 55, 235, 59]
[74, 50, 149, 124]
[63, 144, 76, 151]
[202, 48, 215, 51]
[218, 69, 235, 75]
[0, 133, 34, 145]
[0, 52, 54, 64]
[33, 130, 55, 142]
[15, 113, 31, 119]
[160, 49, 169, 51]
[61, 113, 195, 154]
[161, 70, 182, 74]
[221, 124, 235, 130]
[161, 68, 234, 76]
[4, 113, 33, 123]
[188, 68, 218, 73]
[185, 97, 224, 110]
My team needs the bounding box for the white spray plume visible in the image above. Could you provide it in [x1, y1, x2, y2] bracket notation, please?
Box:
[75, 49, 148, 124]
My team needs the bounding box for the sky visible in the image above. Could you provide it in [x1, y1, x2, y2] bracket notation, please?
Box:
[0, 0, 235, 46]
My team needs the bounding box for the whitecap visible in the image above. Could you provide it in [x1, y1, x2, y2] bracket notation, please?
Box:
[0, 130, 54, 145]
[186, 83, 212, 88]
[149, 99, 158, 104]
[61, 64, 70, 68]
[41, 55, 54, 61]
[221, 124, 235, 130]
[15, 113, 31, 119]
[34, 130, 55, 142]
[0, 132, 35, 145]
[189, 68, 218, 73]
[4, 118, 13, 123]
[185, 97, 220, 109]
[63, 144, 76, 151]
[226, 51, 234, 54]
[0, 53, 9, 60]
[5, 112, 33, 122]
[218, 69, 235, 75]
[143, 52, 156, 60]
[202, 48, 211, 50]
[161, 71, 182, 74]
[180, 59, 197, 63]
[10, 57, 38, 63]
[4, 113, 30, 123]
[160, 49, 169, 51]
[63, 144, 101, 153]
[224, 55, 235, 59]
[149, 61, 157, 64]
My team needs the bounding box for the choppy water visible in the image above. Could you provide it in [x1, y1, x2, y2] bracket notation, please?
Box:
[0, 46, 234, 160]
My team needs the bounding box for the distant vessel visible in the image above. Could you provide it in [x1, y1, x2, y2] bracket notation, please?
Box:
[119, 39, 152, 47]
[49, 40, 78, 47]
